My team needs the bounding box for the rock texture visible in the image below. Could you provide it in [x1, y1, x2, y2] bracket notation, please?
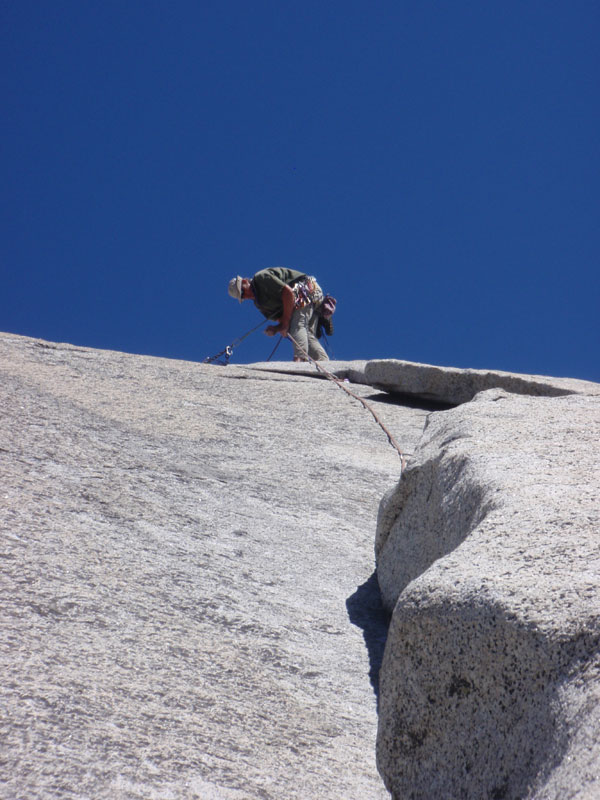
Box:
[0, 333, 428, 800]
[249, 358, 600, 407]
[3, 331, 599, 800]
[375, 387, 600, 800]
[365, 358, 600, 405]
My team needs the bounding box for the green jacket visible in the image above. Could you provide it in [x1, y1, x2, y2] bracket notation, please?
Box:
[251, 267, 307, 320]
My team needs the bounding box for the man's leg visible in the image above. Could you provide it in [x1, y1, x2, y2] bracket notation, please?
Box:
[288, 306, 311, 360]
[307, 308, 329, 361]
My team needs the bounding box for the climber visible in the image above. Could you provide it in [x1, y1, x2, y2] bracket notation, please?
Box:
[228, 267, 330, 362]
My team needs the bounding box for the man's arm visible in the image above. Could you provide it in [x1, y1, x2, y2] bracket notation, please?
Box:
[265, 284, 295, 337]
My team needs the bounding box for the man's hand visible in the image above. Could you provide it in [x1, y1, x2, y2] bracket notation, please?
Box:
[265, 285, 294, 338]
[265, 325, 289, 337]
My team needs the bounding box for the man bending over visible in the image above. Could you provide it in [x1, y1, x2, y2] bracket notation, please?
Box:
[228, 267, 329, 362]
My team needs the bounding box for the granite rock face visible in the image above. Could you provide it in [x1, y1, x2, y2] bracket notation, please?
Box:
[375, 388, 600, 800]
[3, 331, 599, 800]
[0, 333, 429, 800]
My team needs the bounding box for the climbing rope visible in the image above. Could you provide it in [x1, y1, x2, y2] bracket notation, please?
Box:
[204, 318, 406, 470]
[286, 332, 407, 471]
[266, 335, 283, 362]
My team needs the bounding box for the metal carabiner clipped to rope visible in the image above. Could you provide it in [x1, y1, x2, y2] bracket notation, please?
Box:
[203, 345, 233, 366]
[203, 318, 269, 365]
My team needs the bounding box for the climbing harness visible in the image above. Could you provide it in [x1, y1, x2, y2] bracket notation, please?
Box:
[286, 332, 407, 471]
[203, 319, 269, 365]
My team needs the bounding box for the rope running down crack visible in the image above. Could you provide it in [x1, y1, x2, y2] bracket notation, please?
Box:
[286, 332, 407, 471]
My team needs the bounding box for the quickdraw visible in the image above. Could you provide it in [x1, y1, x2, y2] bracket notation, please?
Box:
[203, 319, 269, 366]
[203, 345, 233, 366]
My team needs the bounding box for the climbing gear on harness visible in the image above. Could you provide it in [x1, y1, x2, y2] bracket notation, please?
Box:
[203, 318, 269, 365]
[293, 276, 323, 309]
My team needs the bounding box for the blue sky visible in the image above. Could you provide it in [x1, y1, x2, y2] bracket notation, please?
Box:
[2, 1, 599, 380]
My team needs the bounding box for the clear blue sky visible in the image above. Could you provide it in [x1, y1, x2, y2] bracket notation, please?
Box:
[2, 1, 599, 380]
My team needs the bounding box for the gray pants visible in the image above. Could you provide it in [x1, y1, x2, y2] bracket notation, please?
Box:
[288, 305, 329, 361]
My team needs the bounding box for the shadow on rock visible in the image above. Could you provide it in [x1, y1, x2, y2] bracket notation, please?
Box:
[346, 571, 392, 708]
[364, 392, 455, 412]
